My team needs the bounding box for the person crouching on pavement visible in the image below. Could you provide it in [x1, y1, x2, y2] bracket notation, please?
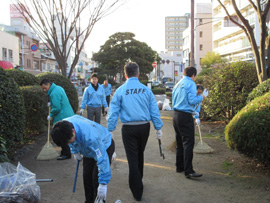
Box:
[51, 115, 115, 203]
[107, 62, 163, 201]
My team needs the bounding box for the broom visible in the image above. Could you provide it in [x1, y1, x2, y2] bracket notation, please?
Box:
[36, 107, 59, 160]
[194, 123, 214, 154]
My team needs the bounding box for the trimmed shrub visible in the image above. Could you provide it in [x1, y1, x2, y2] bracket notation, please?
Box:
[0, 136, 9, 163]
[20, 85, 48, 135]
[202, 61, 259, 122]
[5, 69, 39, 86]
[37, 73, 79, 113]
[246, 78, 270, 103]
[225, 92, 270, 164]
[140, 80, 148, 86]
[152, 88, 165, 95]
[0, 68, 25, 152]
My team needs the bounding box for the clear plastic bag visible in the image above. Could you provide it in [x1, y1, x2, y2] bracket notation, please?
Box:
[0, 162, 40, 203]
[162, 98, 172, 111]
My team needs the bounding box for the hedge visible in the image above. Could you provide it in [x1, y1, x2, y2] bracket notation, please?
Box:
[225, 92, 270, 164]
[0, 68, 25, 153]
[246, 78, 270, 103]
[5, 69, 39, 86]
[37, 73, 79, 113]
[152, 88, 166, 95]
[20, 85, 48, 135]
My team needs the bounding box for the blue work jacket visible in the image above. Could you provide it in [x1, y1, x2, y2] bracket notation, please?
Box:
[65, 115, 112, 184]
[48, 83, 74, 124]
[107, 77, 163, 132]
[172, 76, 203, 113]
[101, 84, 112, 96]
[81, 83, 108, 109]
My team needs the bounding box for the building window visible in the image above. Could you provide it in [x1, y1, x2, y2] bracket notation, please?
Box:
[199, 19, 203, 24]
[8, 49, 13, 62]
[200, 44, 203, 51]
[200, 31, 203, 38]
[33, 61, 38, 70]
[26, 41, 30, 48]
[2, 48, 7, 60]
[200, 58, 202, 65]
[27, 59, 31, 68]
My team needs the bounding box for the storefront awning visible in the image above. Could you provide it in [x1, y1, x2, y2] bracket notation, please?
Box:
[0, 61, 13, 70]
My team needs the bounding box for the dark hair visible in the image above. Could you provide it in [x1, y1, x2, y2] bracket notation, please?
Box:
[40, 78, 51, 86]
[196, 84, 204, 91]
[124, 62, 139, 78]
[90, 73, 98, 79]
[51, 120, 74, 146]
[184, 66, 197, 77]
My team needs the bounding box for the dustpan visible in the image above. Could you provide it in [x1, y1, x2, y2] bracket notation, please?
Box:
[194, 123, 214, 154]
[36, 107, 59, 160]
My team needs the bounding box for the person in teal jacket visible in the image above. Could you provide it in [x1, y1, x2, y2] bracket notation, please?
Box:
[80, 73, 108, 124]
[107, 62, 163, 201]
[40, 79, 74, 160]
[50, 115, 115, 203]
[101, 80, 112, 116]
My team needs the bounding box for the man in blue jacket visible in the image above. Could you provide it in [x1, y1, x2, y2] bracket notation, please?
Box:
[107, 62, 163, 201]
[40, 79, 74, 160]
[51, 115, 115, 203]
[172, 67, 207, 178]
[101, 80, 112, 116]
[80, 73, 108, 124]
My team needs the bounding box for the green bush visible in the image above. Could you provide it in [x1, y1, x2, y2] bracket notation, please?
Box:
[246, 78, 270, 103]
[197, 68, 213, 76]
[165, 92, 172, 98]
[0, 136, 9, 163]
[20, 85, 48, 135]
[140, 80, 148, 86]
[225, 92, 270, 164]
[202, 61, 259, 122]
[37, 73, 79, 113]
[152, 88, 165, 95]
[0, 68, 25, 152]
[5, 69, 39, 86]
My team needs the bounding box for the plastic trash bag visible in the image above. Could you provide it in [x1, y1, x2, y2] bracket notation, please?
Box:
[162, 98, 172, 111]
[157, 100, 164, 110]
[0, 162, 40, 203]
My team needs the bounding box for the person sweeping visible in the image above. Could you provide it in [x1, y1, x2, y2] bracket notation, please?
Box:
[51, 115, 115, 203]
[40, 79, 74, 160]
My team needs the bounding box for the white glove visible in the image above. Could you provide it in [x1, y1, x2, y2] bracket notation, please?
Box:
[97, 184, 107, 201]
[47, 115, 52, 120]
[104, 107, 109, 113]
[47, 102, 51, 107]
[112, 152, 117, 161]
[156, 130, 163, 139]
[196, 118, 200, 125]
[202, 89, 209, 97]
[80, 109, 84, 115]
[74, 153, 83, 161]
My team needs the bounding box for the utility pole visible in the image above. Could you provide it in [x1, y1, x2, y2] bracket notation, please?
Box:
[190, 0, 195, 66]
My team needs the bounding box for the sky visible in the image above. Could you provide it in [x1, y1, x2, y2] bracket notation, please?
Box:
[1, 0, 212, 57]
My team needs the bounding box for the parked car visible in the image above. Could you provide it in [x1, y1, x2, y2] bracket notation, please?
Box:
[165, 82, 175, 91]
[152, 81, 160, 87]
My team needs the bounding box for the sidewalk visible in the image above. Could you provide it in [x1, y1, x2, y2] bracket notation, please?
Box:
[11, 110, 270, 203]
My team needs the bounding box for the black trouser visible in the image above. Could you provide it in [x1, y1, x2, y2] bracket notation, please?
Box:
[60, 143, 71, 157]
[102, 95, 110, 115]
[122, 123, 150, 200]
[83, 139, 115, 203]
[173, 110, 195, 175]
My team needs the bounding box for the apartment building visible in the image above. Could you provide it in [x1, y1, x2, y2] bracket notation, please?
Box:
[182, 3, 212, 73]
[165, 14, 190, 51]
[212, 0, 260, 62]
[0, 29, 20, 67]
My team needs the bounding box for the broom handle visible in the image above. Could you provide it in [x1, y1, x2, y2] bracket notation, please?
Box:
[47, 107, 51, 144]
[197, 124, 203, 145]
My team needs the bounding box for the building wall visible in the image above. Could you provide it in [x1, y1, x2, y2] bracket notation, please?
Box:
[0, 30, 20, 66]
[165, 14, 190, 51]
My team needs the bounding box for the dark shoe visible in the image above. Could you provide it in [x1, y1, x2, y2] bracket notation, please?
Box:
[185, 172, 203, 178]
[134, 197, 142, 201]
[57, 155, 71, 160]
[176, 168, 184, 173]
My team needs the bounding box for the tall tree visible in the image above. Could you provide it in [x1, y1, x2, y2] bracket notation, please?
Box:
[201, 51, 225, 69]
[92, 32, 159, 82]
[14, 0, 123, 78]
[217, 0, 270, 83]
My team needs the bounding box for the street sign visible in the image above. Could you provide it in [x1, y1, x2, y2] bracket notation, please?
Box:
[30, 44, 38, 52]
[152, 62, 157, 68]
